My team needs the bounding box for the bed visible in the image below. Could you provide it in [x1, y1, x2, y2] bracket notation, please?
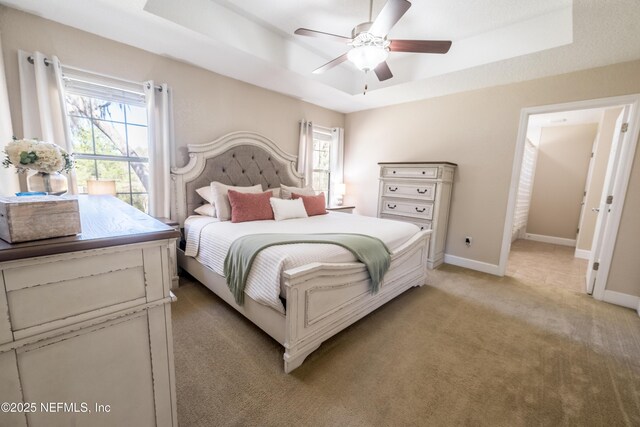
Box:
[171, 131, 431, 373]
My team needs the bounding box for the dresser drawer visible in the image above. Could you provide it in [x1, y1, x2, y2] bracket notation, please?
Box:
[4, 248, 147, 333]
[381, 198, 434, 220]
[382, 166, 439, 179]
[381, 214, 432, 231]
[382, 181, 436, 201]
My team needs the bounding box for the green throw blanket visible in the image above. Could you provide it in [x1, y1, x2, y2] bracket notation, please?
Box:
[224, 233, 392, 305]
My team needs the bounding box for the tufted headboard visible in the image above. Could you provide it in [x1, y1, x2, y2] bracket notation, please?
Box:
[171, 131, 304, 225]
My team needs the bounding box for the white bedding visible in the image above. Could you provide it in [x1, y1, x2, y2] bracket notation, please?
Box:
[184, 212, 420, 313]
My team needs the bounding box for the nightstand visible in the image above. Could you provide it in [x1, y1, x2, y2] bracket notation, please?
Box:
[155, 217, 181, 290]
[327, 205, 355, 214]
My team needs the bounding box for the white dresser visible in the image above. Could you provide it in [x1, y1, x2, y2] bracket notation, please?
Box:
[377, 162, 456, 269]
[0, 196, 179, 427]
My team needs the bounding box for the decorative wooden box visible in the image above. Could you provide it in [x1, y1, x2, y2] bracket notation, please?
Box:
[0, 195, 81, 243]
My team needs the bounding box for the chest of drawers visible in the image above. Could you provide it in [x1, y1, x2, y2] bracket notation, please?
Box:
[0, 196, 180, 426]
[377, 162, 456, 269]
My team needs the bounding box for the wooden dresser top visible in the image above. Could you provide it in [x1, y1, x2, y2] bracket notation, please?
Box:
[0, 195, 180, 262]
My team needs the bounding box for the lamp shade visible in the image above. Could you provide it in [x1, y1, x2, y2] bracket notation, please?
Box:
[347, 46, 388, 71]
[87, 179, 117, 196]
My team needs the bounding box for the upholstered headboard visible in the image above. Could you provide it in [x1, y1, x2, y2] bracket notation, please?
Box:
[171, 131, 304, 224]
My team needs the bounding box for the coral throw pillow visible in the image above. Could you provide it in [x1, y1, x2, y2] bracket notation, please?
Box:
[228, 190, 274, 223]
[292, 192, 327, 216]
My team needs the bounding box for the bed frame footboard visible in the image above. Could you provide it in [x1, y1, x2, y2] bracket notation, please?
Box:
[282, 230, 430, 373]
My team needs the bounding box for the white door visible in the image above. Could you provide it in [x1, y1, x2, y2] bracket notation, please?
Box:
[586, 106, 629, 294]
[576, 135, 598, 243]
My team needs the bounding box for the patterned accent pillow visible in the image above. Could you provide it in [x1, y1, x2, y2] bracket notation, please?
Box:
[280, 184, 315, 200]
[292, 192, 327, 216]
[228, 190, 274, 223]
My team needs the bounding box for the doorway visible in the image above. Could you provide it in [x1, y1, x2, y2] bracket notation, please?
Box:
[499, 95, 640, 304]
[507, 108, 602, 293]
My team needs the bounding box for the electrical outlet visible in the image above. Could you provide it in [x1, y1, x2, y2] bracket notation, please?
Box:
[465, 236, 472, 247]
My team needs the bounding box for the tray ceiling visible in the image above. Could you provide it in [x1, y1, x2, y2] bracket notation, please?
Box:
[2, 0, 640, 113]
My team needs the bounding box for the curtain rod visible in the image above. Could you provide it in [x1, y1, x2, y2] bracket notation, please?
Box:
[299, 121, 336, 133]
[27, 55, 164, 92]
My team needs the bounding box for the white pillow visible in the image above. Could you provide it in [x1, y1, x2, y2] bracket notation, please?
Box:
[267, 187, 282, 199]
[280, 184, 315, 200]
[270, 197, 308, 221]
[194, 204, 215, 217]
[196, 186, 213, 203]
[211, 182, 263, 221]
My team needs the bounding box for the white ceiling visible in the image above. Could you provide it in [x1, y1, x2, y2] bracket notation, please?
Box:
[3, 0, 640, 113]
[527, 107, 608, 144]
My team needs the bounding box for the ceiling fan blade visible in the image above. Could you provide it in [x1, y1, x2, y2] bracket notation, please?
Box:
[369, 0, 411, 36]
[374, 61, 393, 81]
[294, 28, 352, 44]
[312, 53, 349, 74]
[389, 39, 452, 54]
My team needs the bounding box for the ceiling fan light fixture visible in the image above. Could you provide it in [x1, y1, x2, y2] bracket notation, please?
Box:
[347, 45, 388, 71]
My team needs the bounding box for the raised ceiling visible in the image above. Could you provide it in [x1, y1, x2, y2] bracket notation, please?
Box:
[3, 0, 640, 113]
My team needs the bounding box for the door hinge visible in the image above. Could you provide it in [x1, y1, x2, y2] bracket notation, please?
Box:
[577, 227, 580, 234]
[593, 262, 600, 271]
[591, 152, 594, 158]
[621, 122, 629, 133]
[606, 195, 613, 204]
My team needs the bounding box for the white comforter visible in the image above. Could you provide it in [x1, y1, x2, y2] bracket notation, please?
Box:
[185, 212, 419, 313]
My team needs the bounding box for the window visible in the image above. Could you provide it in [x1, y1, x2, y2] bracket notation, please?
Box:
[310, 127, 344, 206]
[64, 77, 150, 212]
[312, 129, 332, 199]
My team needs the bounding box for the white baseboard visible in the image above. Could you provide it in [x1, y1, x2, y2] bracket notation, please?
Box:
[525, 233, 576, 247]
[574, 249, 591, 259]
[443, 254, 501, 276]
[602, 290, 640, 311]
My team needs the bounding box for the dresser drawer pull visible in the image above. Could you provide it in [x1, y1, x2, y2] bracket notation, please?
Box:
[388, 186, 398, 192]
[392, 170, 396, 174]
[416, 188, 428, 194]
[387, 204, 397, 209]
[415, 207, 426, 213]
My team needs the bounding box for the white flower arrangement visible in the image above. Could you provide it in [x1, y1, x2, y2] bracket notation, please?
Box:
[3, 138, 74, 174]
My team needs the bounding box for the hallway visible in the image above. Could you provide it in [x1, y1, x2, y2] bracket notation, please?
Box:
[506, 239, 589, 293]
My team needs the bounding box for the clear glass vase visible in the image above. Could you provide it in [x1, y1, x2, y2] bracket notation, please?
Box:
[27, 172, 68, 195]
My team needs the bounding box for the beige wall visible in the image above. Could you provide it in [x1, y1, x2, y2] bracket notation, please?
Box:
[344, 60, 640, 298]
[1, 6, 638, 299]
[0, 6, 344, 168]
[527, 124, 597, 240]
[576, 108, 623, 251]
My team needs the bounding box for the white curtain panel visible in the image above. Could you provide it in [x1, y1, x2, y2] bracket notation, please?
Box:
[0, 35, 20, 195]
[145, 81, 174, 218]
[17, 50, 77, 193]
[297, 120, 314, 186]
[329, 127, 345, 205]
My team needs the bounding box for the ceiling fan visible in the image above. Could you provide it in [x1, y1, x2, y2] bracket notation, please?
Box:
[294, 0, 452, 82]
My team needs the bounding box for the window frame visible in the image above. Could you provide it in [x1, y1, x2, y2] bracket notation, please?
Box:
[62, 72, 151, 212]
[311, 127, 334, 206]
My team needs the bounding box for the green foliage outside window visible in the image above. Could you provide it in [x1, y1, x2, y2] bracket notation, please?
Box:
[66, 94, 150, 212]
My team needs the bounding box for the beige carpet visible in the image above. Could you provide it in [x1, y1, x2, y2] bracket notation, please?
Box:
[172, 265, 640, 426]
